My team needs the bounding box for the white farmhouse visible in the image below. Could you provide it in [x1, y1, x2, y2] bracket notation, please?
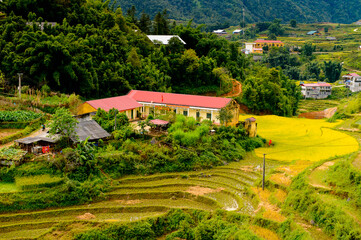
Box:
[301, 83, 332, 99]
[349, 75, 361, 92]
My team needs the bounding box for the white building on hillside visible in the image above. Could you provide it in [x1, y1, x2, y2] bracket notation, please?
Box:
[301, 83, 332, 99]
[213, 29, 227, 34]
[349, 75, 361, 92]
[147, 35, 186, 45]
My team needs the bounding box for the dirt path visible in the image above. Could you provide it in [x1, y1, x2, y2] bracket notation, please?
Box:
[298, 107, 337, 119]
[308, 161, 335, 190]
[0, 127, 43, 149]
[221, 80, 242, 98]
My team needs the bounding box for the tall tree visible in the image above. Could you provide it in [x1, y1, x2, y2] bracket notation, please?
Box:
[323, 61, 342, 83]
[48, 108, 79, 144]
[138, 12, 151, 34]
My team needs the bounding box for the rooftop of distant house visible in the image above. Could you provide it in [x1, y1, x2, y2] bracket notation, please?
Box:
[307, 30, 319, 35]
[301, 83, 332, 87]
[254, 39, 283, 44]
[146, 35, 186, 45]
[346, 73, 360, 77]
[213, 29, 227, 34]
[127, 90, 232, 109]
[85, 95, 142, 112]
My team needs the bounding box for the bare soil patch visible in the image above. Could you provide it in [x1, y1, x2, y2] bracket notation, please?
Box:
[185, 186, 224, 196]
[317, 161, 335, 170]
[269, 173, 292, 187]
[76, 213, 96, 220]
[239, 166, 255, 172]
[115, 199, 143, 205]
[0, 129, 20, 139]
[221, 80, 242, 98]
[298, 107, 337, 119]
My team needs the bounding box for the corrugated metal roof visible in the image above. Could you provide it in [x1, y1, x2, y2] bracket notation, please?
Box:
[127, 90, 232, 109]
[86, 96, 142, 112]
[72, 120, 111, 142]
[147, 35, 186, 45]
[15, 137, 57, 144]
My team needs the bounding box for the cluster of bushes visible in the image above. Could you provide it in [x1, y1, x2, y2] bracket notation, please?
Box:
[93, 108, 130, 133]
[0, 160, 109, 212]
[0, 110, 42, 122]
[75, 208, 308, 240]
[97, 115, 264, 178]
[0, 177, 108, 212]
[283, 164, 361, 239]
[326, 160, 361, 207]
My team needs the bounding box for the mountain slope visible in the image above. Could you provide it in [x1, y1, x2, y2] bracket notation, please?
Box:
[111, 0, 361, 25]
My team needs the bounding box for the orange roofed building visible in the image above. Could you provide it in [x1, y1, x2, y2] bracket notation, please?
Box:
[245, 39, 284, 54]
[77, 90, 239, 125]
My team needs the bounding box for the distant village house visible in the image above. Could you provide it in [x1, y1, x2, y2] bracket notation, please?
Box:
[232, 29, 243, 34]
[348, 74, 361, 92]
[213, 29, 227, 35]
[245, 39, 284, 54]
[146, 35, 186, 45]
[301, 83, 332, 99]
[15, 120, 110, 153]
[307, 30, 320, 36]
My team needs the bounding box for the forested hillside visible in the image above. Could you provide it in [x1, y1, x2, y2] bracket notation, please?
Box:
[0, 0, 301, 116]
[111, 0, 361, 25]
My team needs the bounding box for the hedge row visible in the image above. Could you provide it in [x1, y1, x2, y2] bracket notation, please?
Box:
[0, 115, 44, 129]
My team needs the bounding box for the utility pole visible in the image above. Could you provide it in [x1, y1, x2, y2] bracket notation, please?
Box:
[262, 153, 266, 191]
[114, 110, 117, 131]
[17, 73, 23, 99]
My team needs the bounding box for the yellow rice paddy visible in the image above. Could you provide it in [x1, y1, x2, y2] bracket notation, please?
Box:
[240, 115, 359, 162]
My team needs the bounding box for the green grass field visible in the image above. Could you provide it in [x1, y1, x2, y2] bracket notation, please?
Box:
[240, 115, 359, 161]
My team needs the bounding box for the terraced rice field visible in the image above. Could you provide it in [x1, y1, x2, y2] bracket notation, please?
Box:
[0, 159, 268, 239]
[240, 115, 359, 162]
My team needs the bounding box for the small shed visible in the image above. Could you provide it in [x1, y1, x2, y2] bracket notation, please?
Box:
[15, 137, 57, 153]
[233, 29, 243, 34]
[244, 117, 257, 137]
[213, 29, 227, 34]
[307, 30, 319, 35]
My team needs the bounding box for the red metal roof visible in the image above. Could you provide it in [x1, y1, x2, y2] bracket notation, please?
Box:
[86, 96, 142, 112]
[301, 83, 332, 87]
[254, 39, 283, 44]
[349, 73, 360, 77]
[128, 90, 232, 109]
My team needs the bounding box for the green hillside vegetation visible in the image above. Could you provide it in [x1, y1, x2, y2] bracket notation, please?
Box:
[3, 0, 361, 239]
[110, 0, 361, 26]
[0, 0, 300, 116]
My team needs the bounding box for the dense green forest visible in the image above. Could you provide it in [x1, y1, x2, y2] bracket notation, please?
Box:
[0, 0, 301, 116]
[110, 0, 361, 26]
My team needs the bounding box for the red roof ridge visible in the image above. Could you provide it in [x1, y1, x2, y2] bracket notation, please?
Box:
[86, 95, 142, 112]
[128, 90, 232, 109]
[254, 39, 283, 43]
